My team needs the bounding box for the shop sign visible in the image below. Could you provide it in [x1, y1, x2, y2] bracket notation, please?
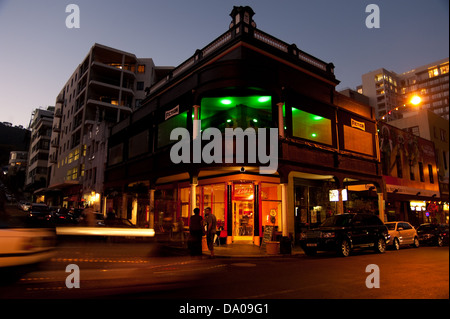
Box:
[234, 184, 254, 199]
[351, 118, 365, 131]
[329, 189, 347, 202]
[165, 105, 179, 120]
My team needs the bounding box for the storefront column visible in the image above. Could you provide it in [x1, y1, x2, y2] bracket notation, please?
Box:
[281, 183, 288, 237]
[190, 183, 197, 213]
[193, 105, 200, 139]
[277, 102, 285, 138]
[131, 196, 138, 225]
[121, 192, 127, 219]
[149, 188, 155, 229]
[378, 192, 385, 222]
[337, 189, 345, 215]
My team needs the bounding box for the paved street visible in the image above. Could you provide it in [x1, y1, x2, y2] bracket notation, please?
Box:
[0, 237, 448, 300]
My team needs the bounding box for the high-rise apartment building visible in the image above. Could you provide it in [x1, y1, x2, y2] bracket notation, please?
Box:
[358, 58, 449, 121]
[25, 107, 54, 191]
[47, 43, 158, 210]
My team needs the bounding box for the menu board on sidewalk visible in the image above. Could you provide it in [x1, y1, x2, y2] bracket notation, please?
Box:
[260, 225, 274, 249]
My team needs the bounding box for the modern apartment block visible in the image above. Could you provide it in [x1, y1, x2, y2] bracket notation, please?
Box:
[25, 107, 54, 191]
[47, 43, 158, 210]
[358, 58, 449, 121]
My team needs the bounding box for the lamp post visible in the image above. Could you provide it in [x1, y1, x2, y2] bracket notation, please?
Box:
[380, 95, 422, 121]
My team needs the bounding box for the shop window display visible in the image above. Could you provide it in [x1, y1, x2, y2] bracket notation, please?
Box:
[260, 183, 281, 233]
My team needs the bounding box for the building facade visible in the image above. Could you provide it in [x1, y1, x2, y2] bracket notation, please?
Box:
[358, 58, 449, 121]
[378, 121, 444, 225]
[25, 107, 54, 193]
[47, 43, 157, 210]
[104, 6, 384, 245]
[389, 109, 449, 220]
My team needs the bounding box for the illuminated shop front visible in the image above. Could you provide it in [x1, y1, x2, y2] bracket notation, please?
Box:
[150, 174, 282, 245]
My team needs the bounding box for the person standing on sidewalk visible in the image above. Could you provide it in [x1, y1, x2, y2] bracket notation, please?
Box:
[204, 207, 217, 258]
[189, 208, 203, 258]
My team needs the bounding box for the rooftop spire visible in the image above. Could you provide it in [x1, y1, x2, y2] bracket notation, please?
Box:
[229, 6, 256, 29]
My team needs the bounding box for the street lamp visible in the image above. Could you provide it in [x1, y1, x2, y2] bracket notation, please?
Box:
[380, 95, 422, 121]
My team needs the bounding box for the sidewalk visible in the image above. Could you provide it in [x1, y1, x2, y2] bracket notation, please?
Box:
[212, 243, 305, 258]
[157, 233, 305, 258]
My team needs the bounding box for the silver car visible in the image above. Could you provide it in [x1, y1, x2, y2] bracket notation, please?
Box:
[385, 221, 419, 250]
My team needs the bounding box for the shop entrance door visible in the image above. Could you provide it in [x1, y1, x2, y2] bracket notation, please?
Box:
[232, 183, 255, 242]
[232, 200, 254, 241]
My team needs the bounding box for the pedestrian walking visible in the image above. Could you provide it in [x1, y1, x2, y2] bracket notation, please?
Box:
[204, 207, 217, 258]
[188, 208, 203, 258]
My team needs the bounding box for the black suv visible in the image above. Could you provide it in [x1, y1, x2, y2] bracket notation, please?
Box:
[417, 223, 449, 247]
[300, 213, 390, 257]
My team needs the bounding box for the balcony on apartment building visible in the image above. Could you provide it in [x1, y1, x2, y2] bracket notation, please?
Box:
[48, 152, 58, 164]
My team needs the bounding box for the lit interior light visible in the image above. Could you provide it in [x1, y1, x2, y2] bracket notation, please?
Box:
[311, 133, 317, 137]
[252, 119, 258, 123]
[226, 119, 232, 123]
[257, 96, 271, 103]
[220, 99, 232, 105]
[313, 116, 323, 120]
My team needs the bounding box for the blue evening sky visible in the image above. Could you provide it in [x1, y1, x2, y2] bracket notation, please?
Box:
[0, 0, 448, 127]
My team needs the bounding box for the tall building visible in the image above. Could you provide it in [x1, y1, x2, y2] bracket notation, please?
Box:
[358, 58, 449, 121]
[25, 107, 54, 192]
[47, 43, 158, 210]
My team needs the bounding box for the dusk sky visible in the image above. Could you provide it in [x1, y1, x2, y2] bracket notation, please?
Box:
[0, 0, 448, 128]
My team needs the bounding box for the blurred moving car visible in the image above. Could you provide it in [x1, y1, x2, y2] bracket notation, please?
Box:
[300, 213, 390, 257]
[385, 221, 419, 250]
[417, 223, 449, 247]
[0, 214, 56, 269]
[104, 217, 137, 228]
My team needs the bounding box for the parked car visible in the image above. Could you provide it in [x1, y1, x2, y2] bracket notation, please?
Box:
[26, 203, 53, 224]
[300, 213, 390, 257]
[417, 223, 449, 247]
[385, 221, 419, 250]
[50, 207, 80, 224]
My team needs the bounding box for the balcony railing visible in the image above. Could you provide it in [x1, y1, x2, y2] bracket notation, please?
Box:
[148, 22, 333, 95]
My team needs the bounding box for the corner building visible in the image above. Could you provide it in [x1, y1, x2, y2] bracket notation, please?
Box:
[104, 7, 384, 245]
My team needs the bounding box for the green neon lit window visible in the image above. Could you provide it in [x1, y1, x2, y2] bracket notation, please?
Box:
[292, 107, 332, 145]
[157, 111, 188, 148]
[200, 95, 272, 131]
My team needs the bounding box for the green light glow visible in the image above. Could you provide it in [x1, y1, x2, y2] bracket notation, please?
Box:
[220, 99, 232, 105]
[252, 119, 258, 123]
[311, 133, 317, 137]
[257, 96, 271, 103]
[227, 119, 232, 123]
[313, 116, 324, 120]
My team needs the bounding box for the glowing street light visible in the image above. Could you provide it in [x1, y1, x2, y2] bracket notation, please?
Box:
[410, 95, 422, 106]
[380, 95, 422, 121]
